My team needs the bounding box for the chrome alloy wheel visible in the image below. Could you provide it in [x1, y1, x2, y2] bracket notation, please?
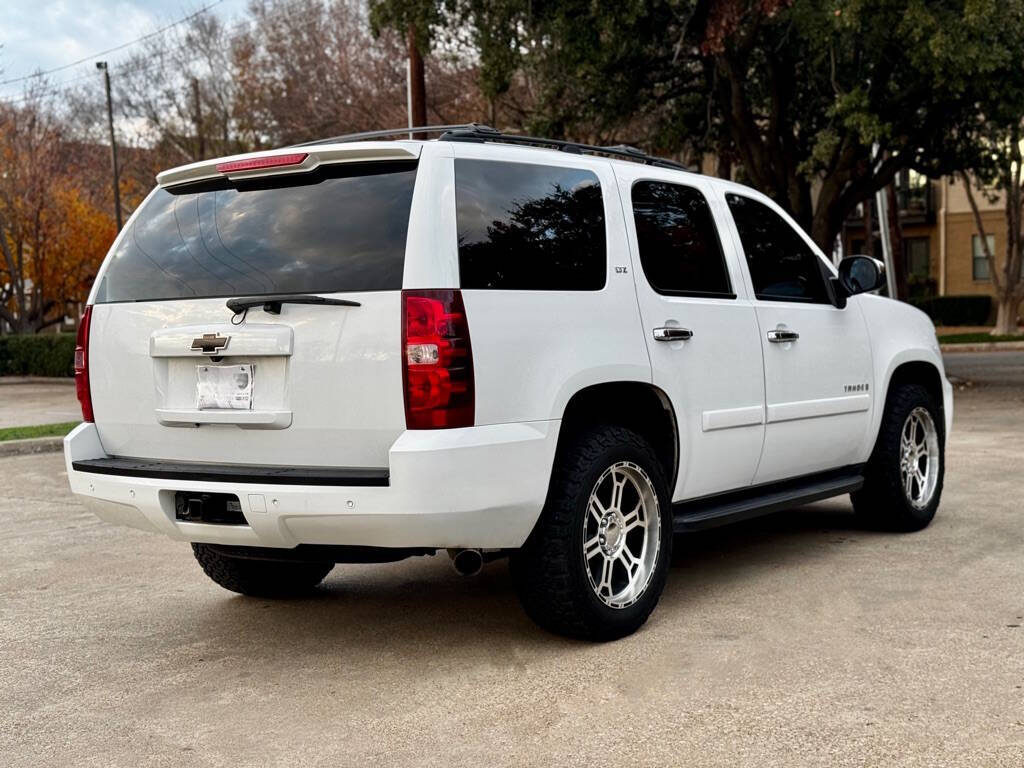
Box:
[900, 407, 940, 509]
[583, 461, 661, 609]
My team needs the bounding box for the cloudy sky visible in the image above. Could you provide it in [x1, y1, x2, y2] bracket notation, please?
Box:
[0, 0, 249, 99]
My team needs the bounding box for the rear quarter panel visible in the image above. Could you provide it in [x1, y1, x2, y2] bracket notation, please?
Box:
[449, 145, 651, 425]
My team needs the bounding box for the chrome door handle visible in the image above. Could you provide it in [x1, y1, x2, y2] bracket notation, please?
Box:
[653, 327, 693, 342]
[767, 329, 800, 343]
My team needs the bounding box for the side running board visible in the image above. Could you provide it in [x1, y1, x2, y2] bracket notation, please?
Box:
[673, 466, 865, 533]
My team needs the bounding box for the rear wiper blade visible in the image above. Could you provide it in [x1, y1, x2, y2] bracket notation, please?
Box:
[226, 294, 361, 315]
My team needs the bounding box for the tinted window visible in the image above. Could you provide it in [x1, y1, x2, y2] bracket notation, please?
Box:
[456, 159, 606, 290]
[631, 181, 731, 296]
[726, 194, 829, 303]
[94, 161, 417, 303]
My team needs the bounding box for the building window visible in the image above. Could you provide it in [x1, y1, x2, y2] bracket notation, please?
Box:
[896, 170, 930, 214]
[972, 234, 994, 280]
[904, 238, 930, 280]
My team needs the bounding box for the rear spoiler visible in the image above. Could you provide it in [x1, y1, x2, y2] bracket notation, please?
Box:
[156, 142, 421, 188]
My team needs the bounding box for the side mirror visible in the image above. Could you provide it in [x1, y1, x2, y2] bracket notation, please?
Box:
[837, 255, 886, 297]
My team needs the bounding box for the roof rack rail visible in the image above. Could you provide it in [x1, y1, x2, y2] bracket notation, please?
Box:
[438, 126, 692, 172]
[291, 124, 495, 147]
[292, 123, 692, 172]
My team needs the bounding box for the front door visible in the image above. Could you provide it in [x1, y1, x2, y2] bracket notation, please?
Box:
[720, 192, 874, 484]
[616, 168, 766, 501]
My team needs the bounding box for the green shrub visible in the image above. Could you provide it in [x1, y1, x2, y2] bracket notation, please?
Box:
[907, 276, 938, 300]
[910, 295, 993, 326]
[0, 334, 77, 377]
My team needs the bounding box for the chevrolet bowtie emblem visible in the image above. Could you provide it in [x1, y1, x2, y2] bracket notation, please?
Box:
[190, 333, 230, 353]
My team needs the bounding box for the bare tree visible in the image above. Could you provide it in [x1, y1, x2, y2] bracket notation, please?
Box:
[114, 12, 245, 163]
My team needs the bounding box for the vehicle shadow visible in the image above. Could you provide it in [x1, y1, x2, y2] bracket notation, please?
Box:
[181, 498, 875, 659]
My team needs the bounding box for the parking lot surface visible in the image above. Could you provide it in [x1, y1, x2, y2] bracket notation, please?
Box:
[2, 355, 1023, 766]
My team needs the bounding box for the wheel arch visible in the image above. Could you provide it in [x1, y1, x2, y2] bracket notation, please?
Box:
[878, 356, 948, 441]
[553, 381, 679, 493]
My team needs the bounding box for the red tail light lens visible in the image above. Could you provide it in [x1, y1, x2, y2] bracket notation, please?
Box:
[74, 305, 94, 422]
[402, 290, 474, 429]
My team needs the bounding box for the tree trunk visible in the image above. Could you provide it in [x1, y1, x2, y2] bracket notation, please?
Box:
[861, 199, 874, 258]
[716, 153, 732, 180]
[992, 295, 1020, 335]
[959, 169, 1019, 335]
[407, 26, 426, 139]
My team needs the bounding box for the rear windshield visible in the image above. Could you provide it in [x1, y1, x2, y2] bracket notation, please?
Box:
[94, 160, 417, 303]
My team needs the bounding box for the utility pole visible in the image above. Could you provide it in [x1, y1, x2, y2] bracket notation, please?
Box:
[96, 61, 122, 231]
[407, 25, 426, 139]
[191, 77, 205, 160]
[406, 59, 413, 140]
[886, 181, 907, 300]
[875, 186, 897, 299]
[872, 143, 897, 298]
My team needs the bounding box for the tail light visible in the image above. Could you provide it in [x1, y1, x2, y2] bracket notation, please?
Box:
[74, 305, 94, 422]
[215, 152, 308, 173]
[402, 290, 474, 429]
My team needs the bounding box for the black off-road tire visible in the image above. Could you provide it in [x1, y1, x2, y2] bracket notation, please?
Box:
[192, 544, 334, 597]
[851, 383, 944, 532]
[510, 425, 673, 641]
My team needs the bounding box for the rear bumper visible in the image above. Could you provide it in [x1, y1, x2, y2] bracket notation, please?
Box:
[64, 420, 559, 549]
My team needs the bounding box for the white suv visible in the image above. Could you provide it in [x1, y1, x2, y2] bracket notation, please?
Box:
[65, 126, 952, 640]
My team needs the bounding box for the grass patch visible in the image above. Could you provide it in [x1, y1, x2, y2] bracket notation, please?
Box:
[0, 421, 79, 442]
[938, 332, 1024, 344]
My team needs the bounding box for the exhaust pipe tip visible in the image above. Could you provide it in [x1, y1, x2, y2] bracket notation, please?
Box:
[450, 548, 484, 577]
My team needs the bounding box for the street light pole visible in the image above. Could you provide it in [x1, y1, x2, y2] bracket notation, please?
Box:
[96, 61, 122, 231]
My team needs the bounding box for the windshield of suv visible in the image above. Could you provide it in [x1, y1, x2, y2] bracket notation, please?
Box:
[93, 160, 417, 303]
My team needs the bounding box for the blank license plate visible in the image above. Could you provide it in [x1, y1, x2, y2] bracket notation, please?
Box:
[197, 364, 254, 410]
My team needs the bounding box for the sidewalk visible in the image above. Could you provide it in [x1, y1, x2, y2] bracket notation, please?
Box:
[0, 377, 79, 429]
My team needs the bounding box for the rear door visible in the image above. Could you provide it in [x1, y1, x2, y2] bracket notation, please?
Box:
[615, 166, 766, 501]
[87, 148, 425, 469]
[720, 192, 874, 484]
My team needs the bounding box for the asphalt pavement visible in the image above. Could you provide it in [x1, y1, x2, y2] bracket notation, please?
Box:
[1, 358, 1023, 766]
[944, 350, 1024, 391]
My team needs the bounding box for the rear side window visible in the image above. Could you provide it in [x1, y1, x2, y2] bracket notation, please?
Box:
[725, 193, 829, 303]
[455, 159, 606, 290]
[94, 161, 417, 303]
[631, 181, 732, 297]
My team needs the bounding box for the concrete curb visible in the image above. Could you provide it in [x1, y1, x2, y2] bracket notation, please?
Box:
[940, 341, 1024, 354]
[0, 376, 75, 386]
[0, 436, 65, 458]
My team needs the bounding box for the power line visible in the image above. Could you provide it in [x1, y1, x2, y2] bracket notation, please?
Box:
[0, 0, 227, 87]
[0, 0, 311, 104]
[1, 73, 101, 105]
[0, 0, 378, 119]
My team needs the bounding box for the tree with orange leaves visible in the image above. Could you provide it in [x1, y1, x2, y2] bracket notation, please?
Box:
[0, 99, 116, 333]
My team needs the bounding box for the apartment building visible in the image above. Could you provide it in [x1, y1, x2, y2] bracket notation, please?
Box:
[842, 171, 1007, 304]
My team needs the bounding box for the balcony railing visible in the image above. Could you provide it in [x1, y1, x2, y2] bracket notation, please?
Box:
[845, 180, 935, 226]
